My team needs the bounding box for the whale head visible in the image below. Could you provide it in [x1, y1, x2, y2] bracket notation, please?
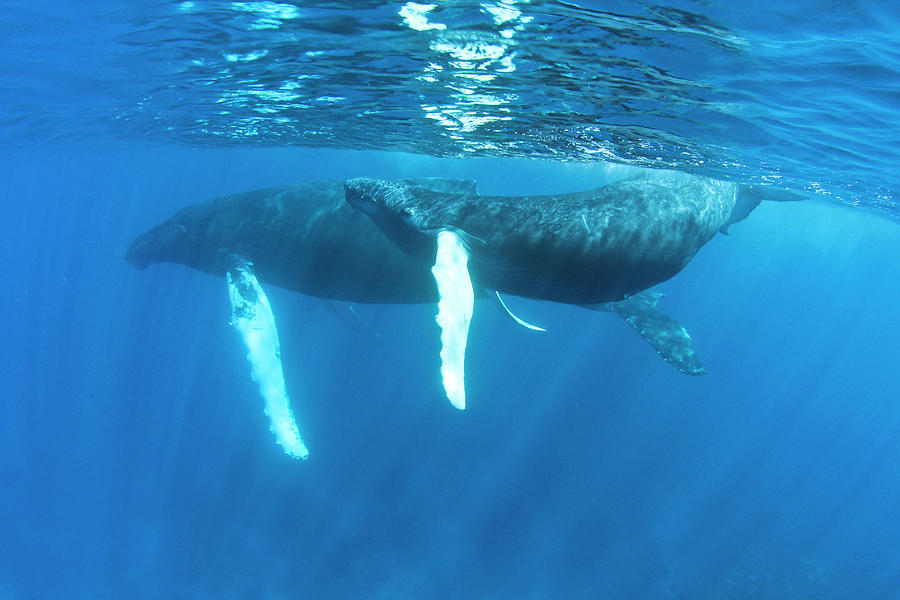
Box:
[345, 178, 449, 259]
[125, 203, 215, 271]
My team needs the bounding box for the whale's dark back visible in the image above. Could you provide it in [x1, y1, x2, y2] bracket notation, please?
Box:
[346, 173, 737, 304]
[472, 176, 735, 303]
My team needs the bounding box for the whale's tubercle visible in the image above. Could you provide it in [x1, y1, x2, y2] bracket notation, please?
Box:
[227, 262, 309, 459]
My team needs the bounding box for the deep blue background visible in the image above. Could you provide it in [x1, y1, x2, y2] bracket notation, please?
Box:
[1, 142, 898, 598]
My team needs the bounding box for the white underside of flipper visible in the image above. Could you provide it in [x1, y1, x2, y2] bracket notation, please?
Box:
[494, 291, 547, 332]
[227, 262, 309, 460]
[431, 230, 474, 410]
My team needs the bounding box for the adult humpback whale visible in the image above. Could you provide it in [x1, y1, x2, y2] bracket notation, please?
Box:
[345, 170, 776, 411]
[127, 175, 729, 458]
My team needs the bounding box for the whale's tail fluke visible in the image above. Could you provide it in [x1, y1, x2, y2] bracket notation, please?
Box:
[722, 184, 805, 234]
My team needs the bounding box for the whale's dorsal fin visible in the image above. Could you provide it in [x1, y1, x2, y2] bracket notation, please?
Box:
[493, 291, 547, 332]
[227, 259, 309, 459]
[586, 291, 706, 376]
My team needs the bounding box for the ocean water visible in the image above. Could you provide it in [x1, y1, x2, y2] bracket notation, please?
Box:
[1, 2, 899, 599]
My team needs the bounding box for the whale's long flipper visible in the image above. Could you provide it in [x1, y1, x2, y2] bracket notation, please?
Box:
[494, 291, 547, 332]
[431, 230, 474, 410]
[589, 292, 706, 376]
[227, 261, 309, 459]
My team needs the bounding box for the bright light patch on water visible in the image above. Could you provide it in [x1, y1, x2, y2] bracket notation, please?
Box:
[496, 54, 516, 72]
[482, 2, 533, 27]
[400, 3, 446, 31]
[423, 106, 511, 133]
[216, 88, 303, 109]
[227, 264, 309, 460]
[431, 230, 474, 411]
[248, 18, 282, 30]
[431, 40, 508, 63]
[223, 49, 268, 62]
[455, 73, 497, 83]
[456, 92, 509, 105]
[281, 78, 312, 89]
[230, 1, 301, 20]
[409, 11, 523, 139]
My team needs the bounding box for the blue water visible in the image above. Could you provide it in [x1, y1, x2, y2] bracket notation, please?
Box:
[2, 2, 900, 598]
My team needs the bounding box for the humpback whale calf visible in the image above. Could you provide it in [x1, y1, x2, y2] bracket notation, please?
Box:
[127, 174, 757, 458]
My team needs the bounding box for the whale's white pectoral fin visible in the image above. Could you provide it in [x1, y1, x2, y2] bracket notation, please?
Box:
[431, 230, 474, 410]
[494, 291, 547, 332]
[227, 262, 309, 459]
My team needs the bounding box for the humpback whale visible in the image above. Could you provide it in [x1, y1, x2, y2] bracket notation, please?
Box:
[127, 174, 745, 458]
[344, 172, 777, 409]
[126, 179, 478, 303]
[345, 172, 765, 305]
[127, 178, 477, 459]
